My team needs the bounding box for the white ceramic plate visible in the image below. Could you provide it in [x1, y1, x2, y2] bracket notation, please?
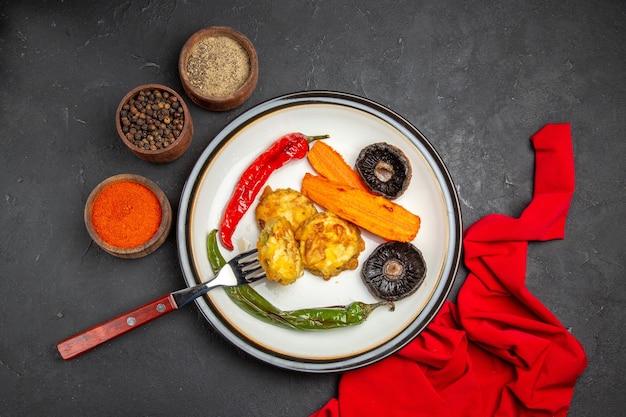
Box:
[177, 91, 462, 372]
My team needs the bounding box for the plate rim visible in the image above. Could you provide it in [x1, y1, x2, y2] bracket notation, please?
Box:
[176, 90, 463, 373]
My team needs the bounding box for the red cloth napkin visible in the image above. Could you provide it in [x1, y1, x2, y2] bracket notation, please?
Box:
[311, 123, 587, 417]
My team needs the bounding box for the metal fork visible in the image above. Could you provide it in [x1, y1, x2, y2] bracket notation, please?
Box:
[56, 249, 265, 360]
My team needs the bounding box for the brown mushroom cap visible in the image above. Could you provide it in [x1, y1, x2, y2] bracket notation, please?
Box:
[355, 142, 412, 200]
[361, 241, 426, 301]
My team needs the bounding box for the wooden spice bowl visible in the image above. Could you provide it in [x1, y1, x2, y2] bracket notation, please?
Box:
[178, 26, 259, 111]
[84, 174, 172, 259]
[116, 84, 193, 163]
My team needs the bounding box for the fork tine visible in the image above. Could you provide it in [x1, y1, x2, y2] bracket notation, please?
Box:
[231, 248, 266, 284]
[234, 248, 259, 265]
[244, 263, 265, 276]
[243, 268, 266, 283]
[239, 257, 261, 271]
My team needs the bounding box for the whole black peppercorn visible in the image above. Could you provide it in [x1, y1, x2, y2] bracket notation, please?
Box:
[120, 88, 185, 151]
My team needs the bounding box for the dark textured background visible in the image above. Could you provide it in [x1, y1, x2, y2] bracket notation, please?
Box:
[1, 1, 624, 416]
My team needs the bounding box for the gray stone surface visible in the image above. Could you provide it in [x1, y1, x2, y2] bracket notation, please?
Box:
[1, 1, 624, 415]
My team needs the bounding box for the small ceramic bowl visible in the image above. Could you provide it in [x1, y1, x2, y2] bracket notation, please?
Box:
[116, 84, 193, 163]
[179, 26, 258, 111]
[84, 174, 172, 259]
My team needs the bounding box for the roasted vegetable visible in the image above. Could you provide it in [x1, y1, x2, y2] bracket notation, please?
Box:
[355, 142, 412, 199]
[229, 285, 395, 330]
[255, 186, 317, 231]
[300, 173, 421, 242]
[361, 241, 426, 301]
[307, 141, 369, 191]
[257, 216, 304, 285]
[295, 211, 365, 280]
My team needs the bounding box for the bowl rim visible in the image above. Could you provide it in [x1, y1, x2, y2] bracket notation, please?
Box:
[115, 83, 192, 156]
[84, 173, 172, 258]
[178, 26, 259, 109]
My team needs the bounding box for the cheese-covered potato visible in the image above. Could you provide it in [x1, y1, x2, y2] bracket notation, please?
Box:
[255, 187, 317, 232]
[257, 216, 303, 285]
[295, 211, 365, 280]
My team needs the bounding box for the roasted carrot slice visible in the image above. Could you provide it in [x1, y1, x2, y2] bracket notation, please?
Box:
[301, 173, 420, 242]
[307, 141, 369, 191]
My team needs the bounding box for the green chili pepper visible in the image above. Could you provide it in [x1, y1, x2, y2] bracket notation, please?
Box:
[206, 229, 225, 272]
[206, 230, 394, 330]
[265, 300, 394, 330]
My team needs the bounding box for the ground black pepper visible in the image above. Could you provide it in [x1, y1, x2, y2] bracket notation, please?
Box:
[185, 36, 250, 97]
[119, 88, 185, 150]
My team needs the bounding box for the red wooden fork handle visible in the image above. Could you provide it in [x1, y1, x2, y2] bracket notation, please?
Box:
[56, 294, 177, 360]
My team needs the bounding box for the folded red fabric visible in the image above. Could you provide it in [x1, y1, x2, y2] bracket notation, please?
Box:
[311, 123, 587, 417]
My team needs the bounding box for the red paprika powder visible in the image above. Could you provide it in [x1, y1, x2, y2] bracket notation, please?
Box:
[91, 181, 162, 248]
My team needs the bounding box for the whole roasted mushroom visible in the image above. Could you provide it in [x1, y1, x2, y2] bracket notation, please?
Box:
[361, 241, 426, 301]
[355, 142, 412, 199]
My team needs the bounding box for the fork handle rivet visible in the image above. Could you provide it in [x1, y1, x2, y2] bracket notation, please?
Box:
[156, 303, 166, 313]
[127, 317, 136, 326]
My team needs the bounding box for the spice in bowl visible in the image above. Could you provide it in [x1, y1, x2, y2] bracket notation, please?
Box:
[85, 174, 172, 259]
[120, 88, 185, 151]
[186, 36, 251, 97]
[91, 181, 161, 248]
[179, 26, 259, 111]
[116, 84, 193, 164]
